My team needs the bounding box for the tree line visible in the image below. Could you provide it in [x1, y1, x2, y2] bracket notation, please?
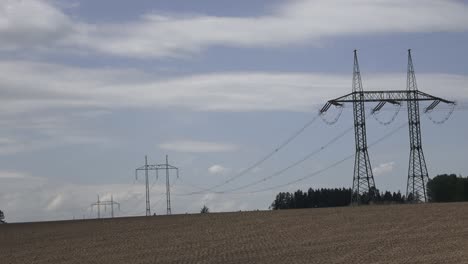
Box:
[270, 188, 407, 210]
[271, 174, 468, 210]
[427, 174, 468, 202]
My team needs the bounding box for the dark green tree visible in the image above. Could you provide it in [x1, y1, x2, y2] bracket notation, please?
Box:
[200, 205, 210, 213]
[427, 174, 468, 202]
[271, 188, 353, 210]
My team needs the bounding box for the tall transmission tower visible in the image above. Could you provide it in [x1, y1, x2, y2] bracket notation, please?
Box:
[406, 49, 429, 202]
[320, 50, 455, 204]
[135, 156, 159, 216]
[350, 50, 376, 204]
[91, 195, 120, 218]
[154, 155, 179, 215]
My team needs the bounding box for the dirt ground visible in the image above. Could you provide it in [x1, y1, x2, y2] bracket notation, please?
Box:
[1, 202, 468, 263]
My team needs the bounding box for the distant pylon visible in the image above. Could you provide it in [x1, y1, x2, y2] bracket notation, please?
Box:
[135, 155, 158, 216]
[351, 50, 376, 204]
[90, 195, 120, 218]
[406, 49, 429, 202]
[166, 155, 171, 215]
[154, 155, 179, 215]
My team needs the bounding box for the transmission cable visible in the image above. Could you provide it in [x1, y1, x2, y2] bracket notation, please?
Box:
[227, 122, 407, 194]
[213, 125, 354, 193]
[425, 102, 456, 125]
[372, 103, 401, 126]
[183, 113, 321, 195]
[320, 105, 344, 125]
[175, 109, 370, 196]
[236, 122, 406, 194]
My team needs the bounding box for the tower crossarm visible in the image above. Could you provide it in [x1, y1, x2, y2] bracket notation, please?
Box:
[321, 90, 454, 113]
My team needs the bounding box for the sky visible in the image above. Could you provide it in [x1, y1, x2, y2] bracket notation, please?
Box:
[1, 0, 468, 222]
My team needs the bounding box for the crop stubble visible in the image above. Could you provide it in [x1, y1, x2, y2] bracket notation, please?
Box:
[1, 202, 468, 263]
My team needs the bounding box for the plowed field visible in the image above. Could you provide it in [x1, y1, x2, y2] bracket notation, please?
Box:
[1, 202, 468, 263]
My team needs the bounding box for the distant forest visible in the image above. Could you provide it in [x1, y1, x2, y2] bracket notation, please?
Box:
[427, 174, 468, 202]
[271, 174, 468, 210]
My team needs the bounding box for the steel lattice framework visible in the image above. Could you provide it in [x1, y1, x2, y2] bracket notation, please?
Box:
[135, 156, 159, 216]
[321, 90, 452, 106]
[90, 195, 120, 219]
[347, 51, 376, 204]
[155, 155, 179, 215]
[320, 50, 455, 203]
[406, 50, 429, 202]
[136, 155, 179, 215]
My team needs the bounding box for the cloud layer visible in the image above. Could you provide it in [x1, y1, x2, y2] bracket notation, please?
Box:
[1, 0, 468, 58]
[208, 165, 229, 175]
[1, 60, 467, 115]
[159, 140, 238, 153]
[0, 174, 260, 222]
[373, 162, 396, 177]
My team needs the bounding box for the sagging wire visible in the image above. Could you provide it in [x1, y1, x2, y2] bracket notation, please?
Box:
[372, 103, 401, 126]
[214, 125, 354, 194]
[425, 102, 456, 125]
[231, 122, 407, 195]
[182, 113, 322, 195]
[320, 105, 344, 125]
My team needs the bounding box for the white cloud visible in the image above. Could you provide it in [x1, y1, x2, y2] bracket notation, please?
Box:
[46, 194, 63, 211]
[0, 176, 268, 222]
[0, 179, 168, 222]
[159, 140, 238, 153]
[0, 111, 113, 155]
[0, 0, 74, 50]
[1, 60, 467, 115]
[373, 162, 395, 177]
[0, 60, 466, 156]
[208, 165, 228, 175]
[0, 170, 30, 179]
[0, 170, 45, 181]
[1, 0, 468, 58]
[195, 193, 250, 212]
[0, 137, 15, 145]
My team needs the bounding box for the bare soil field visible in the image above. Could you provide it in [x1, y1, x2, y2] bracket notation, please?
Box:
[1, 202, 468, 263]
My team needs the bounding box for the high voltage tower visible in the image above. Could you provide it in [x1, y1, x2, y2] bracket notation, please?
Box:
[90, 195, 120, 218]
[406, 51, 429, 202]
[135, 155, 159, 216]
[350, 50, 376, 204]
[320, 50, 455, 203]
[135, 155, 179, 215]
[126, 51, 456, 209]
[154, 155, 179, 215]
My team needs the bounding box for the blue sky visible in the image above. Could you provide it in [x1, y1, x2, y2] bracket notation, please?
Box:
[0, 0, 468, 222]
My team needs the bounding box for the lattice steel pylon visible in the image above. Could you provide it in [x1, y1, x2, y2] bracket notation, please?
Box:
[90, 195, 120, 219]
[406, 49, 429, 202]
[135, 156, 159, 216]
[351, 50, 376, 204]
[153, 155, 179, 215]
[320, 50, 455, 205]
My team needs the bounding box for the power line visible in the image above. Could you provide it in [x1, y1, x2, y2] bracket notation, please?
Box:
[233, 122, 407, 194]
[183, 113, 321, 195]
[176, 109, 380, 195]
[213, 125, 354, 193]
[173, 111, 371, 196]
[174, 122, 405, 196]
